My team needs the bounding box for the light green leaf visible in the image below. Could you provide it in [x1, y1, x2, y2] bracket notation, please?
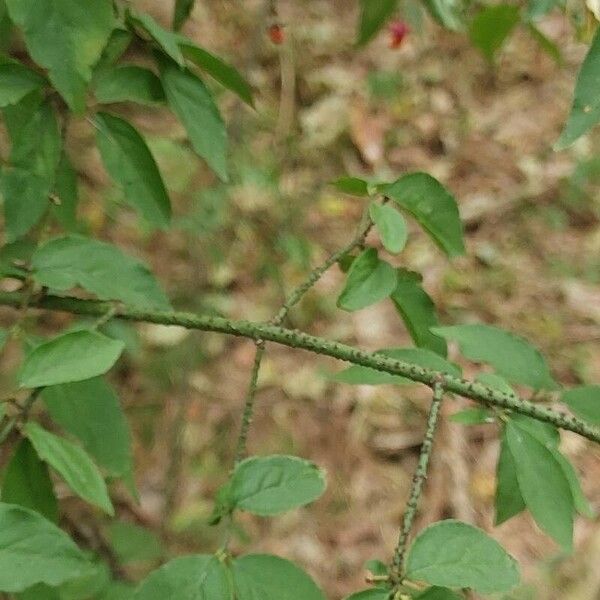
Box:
[344, 590, 388, 600]
[24, 423, 113, 515]
[232, 554, 326, 600]
[52, 153, 79, 231]
[32, 235, 170, 310]
[2, 439, 58, 523]
[495, 432, 526, 525]
[5, 0, 114, 111]
[391, 270, 447, 355]
[56, 559, 111, 600]
[94, 66, 165, 106]
[416, 587, 464, 600]
[334, 347, 460, 386]
[332, 176, 370, 196]
[179, 41, 254, 106]
[134, 555, 231, 600]
[476, 372, 515, 395]
[127, 11, 184, 66]
[469, 4, 520, 61]
[107, 521, 162, 564]
[423, 0, 464, 31]
[357, 0, 398, 45]
[337, 248, 396, 311]
[0, 61, 45, 107]
[510, 413, 559, 448]
[381, 173, 465, 258]
[552, 451, 594, 519]
[431, 324, 556, 389]
[369, 202, 408, 254]
[173, 0, 195, 30]
[561, 385, 600, 424]
[95, 112, 171, 227]
[225, 455, 326, 517]
[0, 503, 92, 592]
[19, 330, 124, 388]
[405, 520, 520, 593]
[43, 377, 132, 478]
[526, 0, 562, 21]
[449, 407, 494, 425]
[505, 422, 573, 550]
[158, 56, 228, 181]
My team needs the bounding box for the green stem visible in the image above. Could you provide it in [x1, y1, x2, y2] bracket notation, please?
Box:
[0, 290, 598, 444]
[390, 383, 444, 584]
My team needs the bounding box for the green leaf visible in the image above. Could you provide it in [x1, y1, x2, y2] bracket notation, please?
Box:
[24, 422, 113, 515]
[95, 28, 133, 72]
[495, 432, 526, 525]
[344, 590, 388, 600]
[561, 385, 600, 424]
[232, 554, 326, 600]
[527, 0, 562, 21]
[5, 0, 114, 111]
[469, 4, 520, 61]
[416, 587, 464, 600]
[369, 202, 408, 254]
[32, 235, 171, 310]
[179, 41, 254, 106]
[449, 407, 494, 425]
[19, 330, 124, 388]
[127, 11, 184, 66]
[0, 61, 45, 107]
[332, 176, 369, 196]
[391, 270, 447, 356]
[405, 520, 520, 593]
[334, 347, 460, 386]
[357, 0, 398, 45]
[527, 23, 561, 65]
[94, 66, 166, 106]
[552, 451, 594, 519]
[43, 377, 132, 478]
[0, 503, 92, 592]
[505, 421, 573, 550]
[134, 555, 231, 599]
[423, 0, 464, 31]
[1, 99, 61, 241]
[2, 439, 58, 523]
[52, 153, 79, 231]
[476, 372, 516, 395]
[173, 0, 195, 30]
[337, 248, 396, 311]
[95, 112, 171, 227]
[381, 173, 465, 258]
[0, 239, 35, 279]
[431, 324, 556, 389]
[158, 56, 228, 181]
[510, 413, 559, 448]
[224, 455, 326, 517]
[107, 521, 162, 564]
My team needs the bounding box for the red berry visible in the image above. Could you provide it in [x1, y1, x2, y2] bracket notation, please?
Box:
[268, 24, 285, 45]
[389, 20, 409, 49]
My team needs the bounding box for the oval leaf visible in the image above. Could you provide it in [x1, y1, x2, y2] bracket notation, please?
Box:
[134, 555, 231, 599]
[469, 5, 519, 61]
[337, 248, 396, 311]
[561, 385, 600, 425]
[495, 431, 526, 525]
[18, 330, 124, 388]
[127, 11, 184, 66]
[0, 61, 45, 107]
[24, 423, 113, 515]
[405, 520, 520, 593]
[357, 0, 398, 45]
[233, 554, 325, 600]
[369, 202, 408, 254]
[332, 176, 370, 197]
[94, 65, 165, 106]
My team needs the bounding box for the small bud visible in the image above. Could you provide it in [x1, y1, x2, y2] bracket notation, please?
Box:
[268, 23, 285, 45]
[389, 20, 409, 49]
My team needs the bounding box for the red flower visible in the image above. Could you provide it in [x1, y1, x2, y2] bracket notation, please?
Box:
[389, 20, 409, 49]
[268, 24, 285, 45]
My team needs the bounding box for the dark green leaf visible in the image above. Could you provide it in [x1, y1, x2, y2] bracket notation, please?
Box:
[495, 432, 526, 525]
[0, 239, 35, 278]
[357, 0, 398, 45]
[2, 439, 58, 523]
[24, 423, 113, 515]
[5, 0, 114, 111]
[0, 61, 45, 107]
[0, 503, 92, 592]
[527, 24, 561, 65]
[381, 173, 465, 258]
[232, 554, 326, 600]
[107, 521, 162, 564]
[469, 5, 520, 61]
[369, 202, 408, 254]
[179, 41, 254, 106]
[405, 520, 520, 593]
[423, 0, 464, 31]
[225, 455, 326, 516]
[127, 11, 184, 66]
[95, 28, 132, 72]
[94, 66, 165, 106]
[19, 330, 124, 388]
[134, 555, 231, 599]
[391, 269, 447, 355]
[173, 0, 195, 30]
[431, 324, 556, 389]
[95, 112, 171, 227]
[43, 377, 133, 478]
[337, 248, 396, 311]
[449, 407, 494, 425]
[505, 421, 573, 550]
[561, 385, 600, 424]
[52, 153, 79, 231]
[334, 347, 460, 385]
[32, 235, 171, 310]
[332, 177, 370, 196]
[158, 57, 228, 181]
